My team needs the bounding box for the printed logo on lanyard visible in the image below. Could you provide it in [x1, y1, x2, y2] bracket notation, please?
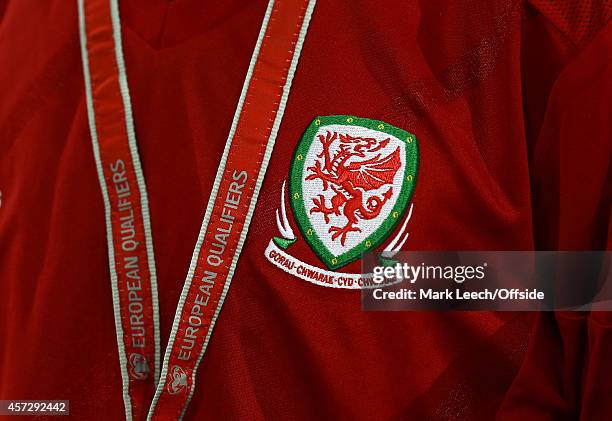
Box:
[78, 0, 316, 419]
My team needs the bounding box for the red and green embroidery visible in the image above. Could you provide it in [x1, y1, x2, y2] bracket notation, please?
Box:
[288, 115, 418, 270]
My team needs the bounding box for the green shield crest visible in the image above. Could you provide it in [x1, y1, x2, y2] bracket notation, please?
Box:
[289, 115, 419, 270]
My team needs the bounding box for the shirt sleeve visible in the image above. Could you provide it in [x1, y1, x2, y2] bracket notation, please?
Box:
[499, 12, 612, 420]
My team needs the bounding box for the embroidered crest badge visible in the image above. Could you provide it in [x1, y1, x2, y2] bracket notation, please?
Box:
[265, 115, 418, 288]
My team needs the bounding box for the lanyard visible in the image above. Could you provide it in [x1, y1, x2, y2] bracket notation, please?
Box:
[77, 0, 316, 419]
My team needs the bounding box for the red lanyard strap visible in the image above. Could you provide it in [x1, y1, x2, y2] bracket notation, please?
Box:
[150, 0, 316, 418]
[78, 0, 160, 419]
[78, 0, 316, 419]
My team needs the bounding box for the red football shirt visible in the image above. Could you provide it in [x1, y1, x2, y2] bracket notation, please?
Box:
[0, 0, 610, 419]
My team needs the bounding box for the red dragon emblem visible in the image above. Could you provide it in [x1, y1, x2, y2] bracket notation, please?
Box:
[305, 131, 402, 246]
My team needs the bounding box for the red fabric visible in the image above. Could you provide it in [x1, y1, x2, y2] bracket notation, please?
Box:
[0, 1, 610, 420]
[144, 0, 311, 418]
[499, 16, 612, 420]
[81, 0, 159, 417]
